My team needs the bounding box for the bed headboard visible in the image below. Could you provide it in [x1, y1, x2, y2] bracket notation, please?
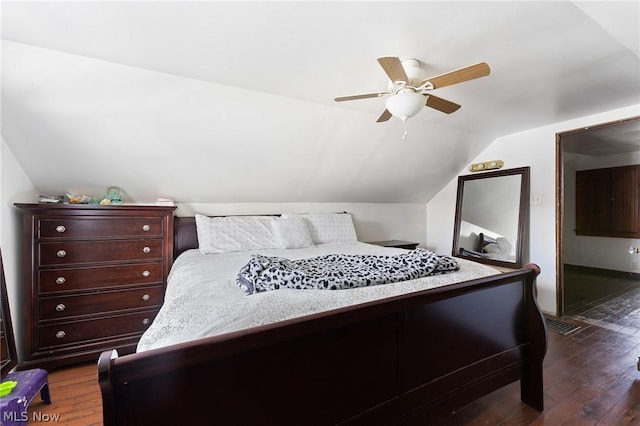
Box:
[174, 216, 199, 258]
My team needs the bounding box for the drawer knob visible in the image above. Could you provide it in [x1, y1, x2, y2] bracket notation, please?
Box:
[142, 294, 151, 301]
[142, 318, 150, 325]
[55, 304, 66, 312]
[55, 331, 66, 339]
[55, 225, 66, 233]
[143, 246, 151, 254]
[142, 224, 151, 232]
[142, 270, 151, 277]
[55, 277, 66, 285]
[56, 250, 67, 258]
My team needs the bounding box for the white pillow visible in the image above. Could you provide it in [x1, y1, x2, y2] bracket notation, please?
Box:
[195, 214, 281, 254]
[272, 217, 314, 249]
[496, 237, 513, 255]
[281, 212, 358, 244]
[483, 243, 501, 254]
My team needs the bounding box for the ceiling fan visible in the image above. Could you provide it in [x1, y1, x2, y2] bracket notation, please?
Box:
[334, 57, 490, 122]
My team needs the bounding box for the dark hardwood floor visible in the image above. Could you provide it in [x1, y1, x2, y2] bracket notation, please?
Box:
[26, 362, 102, 425]
[564, 265, 640, 314]
[25, 320, 639, 425]
[564, 264, 640, 336]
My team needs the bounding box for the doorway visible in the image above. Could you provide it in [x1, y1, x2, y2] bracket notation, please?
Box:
[556, 116, 640, 326]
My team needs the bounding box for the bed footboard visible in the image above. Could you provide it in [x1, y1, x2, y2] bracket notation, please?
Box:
[98, 264, 545, 425]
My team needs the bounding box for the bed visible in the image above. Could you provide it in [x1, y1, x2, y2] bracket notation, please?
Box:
[475, 232, 517, 262]
[98, 213, 547, 425]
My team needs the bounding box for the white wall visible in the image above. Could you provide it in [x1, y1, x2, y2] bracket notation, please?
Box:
[426, 104, 640, 316]
[178, 202, 427, 247]
[1, 153, 427, 362]
[563, 151, 640, 272]
[1, 137, 39, 360]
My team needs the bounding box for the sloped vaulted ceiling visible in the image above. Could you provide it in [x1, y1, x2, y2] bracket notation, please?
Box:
[2, 1, 639, 203]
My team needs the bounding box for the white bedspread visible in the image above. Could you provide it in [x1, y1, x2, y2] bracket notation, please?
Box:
[137, 242, 500, 352]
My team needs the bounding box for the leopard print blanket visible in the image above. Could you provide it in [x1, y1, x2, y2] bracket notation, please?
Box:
[236, 248, 459, 295]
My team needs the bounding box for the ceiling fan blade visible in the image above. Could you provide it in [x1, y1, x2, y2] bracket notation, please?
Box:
[334, 92, 388, 102]
[377, 57, 408, 84]
[419, 62, 490, 89]
[376, 109, 392, 122]
[425, 94, 461, 114]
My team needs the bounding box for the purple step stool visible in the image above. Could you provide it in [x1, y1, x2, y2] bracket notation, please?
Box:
[0, 368, 50, 426]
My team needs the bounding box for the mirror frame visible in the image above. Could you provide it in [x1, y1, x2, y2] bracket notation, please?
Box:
[1, 248, 19, 378]
[452, 166, 530, 269]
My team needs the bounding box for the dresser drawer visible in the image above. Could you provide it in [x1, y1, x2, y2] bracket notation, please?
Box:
[39, 286, 164, 320]
[39, 239, 163, 266]
[39, 262, 163, 293]
[39, 217, 164, 239]
[37, 310, 158, 349]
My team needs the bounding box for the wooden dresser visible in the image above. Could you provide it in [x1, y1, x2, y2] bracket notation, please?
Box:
[15, 204, 176, 370]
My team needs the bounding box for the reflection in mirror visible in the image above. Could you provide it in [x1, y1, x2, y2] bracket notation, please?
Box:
[1, 248, 19, 378]
[452, 167, 530, 269]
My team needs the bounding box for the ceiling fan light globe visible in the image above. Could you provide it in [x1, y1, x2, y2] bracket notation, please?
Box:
[385, 92, 424, 121]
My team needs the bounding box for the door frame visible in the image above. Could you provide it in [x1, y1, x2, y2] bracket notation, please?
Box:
[555, 115, 640, 316]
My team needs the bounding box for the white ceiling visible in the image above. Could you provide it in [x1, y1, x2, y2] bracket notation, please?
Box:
[562, 118, 640, 156]
[2, 1, 639, 203]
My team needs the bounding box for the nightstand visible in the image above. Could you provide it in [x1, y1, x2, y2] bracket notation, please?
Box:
[367, 240, 420, 250]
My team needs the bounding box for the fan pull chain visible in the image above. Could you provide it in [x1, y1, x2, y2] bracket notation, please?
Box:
[402, 123, 408, 141]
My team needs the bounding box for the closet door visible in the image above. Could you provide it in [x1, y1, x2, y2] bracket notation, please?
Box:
[611, 165, 640, 234]
[576, 167, 611, 234]
[576, 165, 640, 238]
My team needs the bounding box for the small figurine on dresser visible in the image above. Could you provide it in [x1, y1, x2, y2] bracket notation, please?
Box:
[100, 186, 123, 205]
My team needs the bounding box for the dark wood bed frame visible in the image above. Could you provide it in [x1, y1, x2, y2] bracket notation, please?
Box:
[98, 216, 547, 425]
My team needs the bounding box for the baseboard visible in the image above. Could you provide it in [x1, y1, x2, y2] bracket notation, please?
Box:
[564, 264, 640, 281]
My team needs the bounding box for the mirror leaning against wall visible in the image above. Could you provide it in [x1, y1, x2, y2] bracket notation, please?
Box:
[1, 248, 19, 378]
[452, 167, 530, 269]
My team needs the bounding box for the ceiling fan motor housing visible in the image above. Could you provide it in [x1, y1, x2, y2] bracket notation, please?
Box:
[388, 59, 429, 92]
